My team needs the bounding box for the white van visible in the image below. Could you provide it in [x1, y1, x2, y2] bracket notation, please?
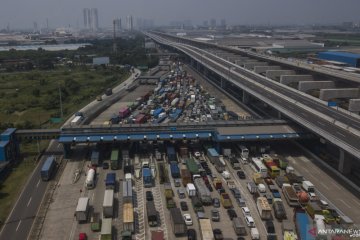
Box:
[245, 216, 255, 227]
[251, 227, 260, 239]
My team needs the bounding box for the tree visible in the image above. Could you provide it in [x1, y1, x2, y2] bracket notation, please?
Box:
[32, 88, 40, 97]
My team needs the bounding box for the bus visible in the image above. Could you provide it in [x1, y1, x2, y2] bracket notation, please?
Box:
[146, 201, 158, 227]
[237, 145, 249, 164]
[110, 149, 119, 170]
[251, 157, 268, 178]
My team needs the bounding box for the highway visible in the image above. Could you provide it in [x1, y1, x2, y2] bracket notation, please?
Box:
[0, 140, 60, 240]
[146, 32, 360, 158]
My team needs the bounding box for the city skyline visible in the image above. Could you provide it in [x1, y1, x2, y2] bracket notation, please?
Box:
[1, 0, 360, 29]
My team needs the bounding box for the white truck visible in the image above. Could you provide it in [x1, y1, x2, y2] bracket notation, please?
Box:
[199, 219, 214, 240]
[103, 189, 114, 218]
[85, 168, 95, 189]
[75, 197, 89, 222]
[256, 197, 272, 220]
[71, 115, 83, 126]
[222, 171, 230, 179]
[251, 227, 260, 240]
[186, 183, 196, 197]
[302, 180, 315, 192]
[258, 183, 266, 193]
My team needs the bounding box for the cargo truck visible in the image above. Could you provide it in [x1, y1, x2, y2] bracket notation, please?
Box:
[193, 177, 212, 205]
[207, 148, 219, 164]
[91, 151, 100, 166]
[75, 197, 90, 222]
[294, 208, 315, 240]
[186, 183, 196, 197]
[167, 146, 176, 162]
[90, 212, 101, 232]
[181, 168, 192, 186]
[123, 203, 134, 233]
[233, 217, 247, 236]
[105, 173, 116, 189]
[247, 182, 257, 194]
[147, 201, 158, 227]
[101, 218, 112, 240]
[191, 196, 205, 213]
[199, 218, 214, 240]
[85, 168, 96, 189]
[273, 198, 287, 220]
[40, 156, 56, 181]
[103, 189, 114, 218]
[220, 193, 233, 208]
[302, 181, 315, 193]
[282, 184, 300, 207]
[186, 158, 199, 176]
[256, 197, 272, 220]
[170, 208, 187, 236]
[213, 177, 223, 190]
[170, 162, 180, 178]
[151, 230, 164, 240]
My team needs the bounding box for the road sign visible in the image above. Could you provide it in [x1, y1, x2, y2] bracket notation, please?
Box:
[327, 101, 337, 107]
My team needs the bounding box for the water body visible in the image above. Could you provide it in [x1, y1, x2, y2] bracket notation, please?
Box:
[0, 43, 91, 51]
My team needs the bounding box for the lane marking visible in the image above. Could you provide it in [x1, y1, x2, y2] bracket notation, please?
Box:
[320, 182, 329, 190]
[353, 199, 360, 207]
[336, 131, 346, 138]
[16, 220, 21, 232]
[339, 199, 351, 209]
[300, 112, 307, 117]
[316, 121, 325, 126]
[36, 179, 40, 188]
[27, 197, 32, 207]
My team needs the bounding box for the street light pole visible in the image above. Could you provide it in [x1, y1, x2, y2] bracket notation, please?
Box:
[59, 83, 63, 119]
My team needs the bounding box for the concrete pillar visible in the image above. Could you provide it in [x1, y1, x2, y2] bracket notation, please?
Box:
[319, 88, 360, 101]
[266, 70, 296, 80]
[298, 81, 335, 92]
[243, 62, 268, 70]
[338, 149, 352, 174]
[254, 66, 281, 74]
[280, 75, 314, 85]
[348, 99, 360, 112]
[63, 143, 71, 159]
[242, 91, 250, 104]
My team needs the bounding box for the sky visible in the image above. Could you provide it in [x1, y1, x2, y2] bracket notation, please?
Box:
[1, 0, 360, 29]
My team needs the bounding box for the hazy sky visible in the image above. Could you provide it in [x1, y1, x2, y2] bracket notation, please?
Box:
[1, 0, 360, 29]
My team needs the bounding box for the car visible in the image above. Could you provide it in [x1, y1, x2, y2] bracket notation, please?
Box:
[174, 179, 181, 187]
[102, 162, 109, 169]
[207, 185, 213, 192]
[241, 207, 251, 216]
[213, 228, 224, 240]
[213, 198, 220, 208]
[178, 189, 186, 199]
[194, 152, 201, 158]
[146, 191, 153, 201]
[245, 216, 255, 227]
[237, 170, 246, 179]
[79, 233, 87, 240]
[183, 213, 193, 226]
[227, 209, 238, 220]
[211, 209, 220, 222]
[180, 201, 189, 211]
[187, 229, 197, 240]
[308, 192, 318, 201]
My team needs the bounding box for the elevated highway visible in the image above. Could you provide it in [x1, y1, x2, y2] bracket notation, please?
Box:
[146, 32, 360, 160]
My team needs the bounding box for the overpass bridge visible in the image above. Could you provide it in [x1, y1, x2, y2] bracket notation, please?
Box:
[146, 31, 360, 174]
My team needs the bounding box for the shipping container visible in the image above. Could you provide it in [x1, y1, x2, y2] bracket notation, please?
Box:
[103, 189, 114, 218]
[40, 156, 56, 181]
[75, 197, 90, 222]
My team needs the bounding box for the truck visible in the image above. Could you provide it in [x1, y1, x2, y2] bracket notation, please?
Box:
[143, 167, 152, 188]
[186, 183, 196, 197]
[207, 148, 219, 164]
[256, 197, 272, 220]
[294, 208, 315, 240]
[302, 181, 315, 193]
[233, 217, 247, 236]
[75, 197, 90, 222]
[71, 115, 83, 126]
[251, 228, 260, 240]
[282, 184, 300, 207]
[40, 156, 56, 181]
[214, 158, 225, 173]
[273, 198, 287, 220]
[91, 151, 100, 166]
[306, 202, 323, 219]
[186, 158, 199, 176]
[181, 168, 192, 186]
[193, 177, 212, 205]
[103, 189, 114, 218]
[170, 162, 180, 178]
[282, 220, 297, 240]
[147, 201, 158, 227]
[105, 173, 116, 189]
[169, 208, 187, 236]
[247, 182, 257, 194]
[167, 146, 177, 162]
[101, 218, 112, 240]
[222, 170, 230, 179]
[191, 196, 205, 213]
[220, 193, 233, 208]
[199, 219, 214, 240]
[213, 178, 223, 190]
[230, 157, 241, 169]
[90, 212, 101, 232]
[85, 168, 96, 189]
[123, 202, 134, 233]
[227, 180, 236, 189]
[151, 230, 164, 240]
[110, 149, 119, 170]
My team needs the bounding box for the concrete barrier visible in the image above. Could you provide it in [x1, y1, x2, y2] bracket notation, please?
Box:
[266, 70, 296, 80]
[254, 65, 281, 74]
[298, 81, 335, 92]
[319, 88, 360, 101]
[280, 75, 313, 85]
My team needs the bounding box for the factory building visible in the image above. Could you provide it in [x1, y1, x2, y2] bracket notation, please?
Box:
[317, 52, 360, 68]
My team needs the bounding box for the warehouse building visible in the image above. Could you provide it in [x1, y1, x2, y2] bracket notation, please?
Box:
[317, 51, 360, 68]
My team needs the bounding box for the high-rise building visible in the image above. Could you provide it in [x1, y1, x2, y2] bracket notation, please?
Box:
[83, 8, 99, 31]
[114, 18, 122, 31]
[220, 19, 226, 28]
[210, 19, 216, 29]
[126, 15, 133, 31]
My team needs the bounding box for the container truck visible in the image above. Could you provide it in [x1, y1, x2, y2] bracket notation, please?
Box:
[75, 197, 90, 222]
[181, 169, 191, 186]
[247, 182, 257, 194]
[40, 156, 56, 181]
[85, 168, 96, 189]
[101, 218, 112, 240]
[273, 198, 287, 220]
[256, 197, 272, 220]
[220, 193, 233, 208]
[123, 202, 134, 233]
[147, 201, 158, 227]
[282, 183, 300, 207]
[103, 189, 114, 218]
[186, 158, 199, 175]
[233, 217, 247, 236]
[170, 162, 180, 178]
[207, 148, 219, 164]
[294, 208, 315, 240]
[169, 208, 187, 236]
[110, 149, 119, 170]
[186, 183, 196, 197]
[105, 173, 116, 189]
[302, 181, 315, 193]
[167, 146, 176, 162]
[91, 151, 100, 166]
[193, 177, 212, 205]
[151, 230, 164, 240]
[199, 219, 214, 240]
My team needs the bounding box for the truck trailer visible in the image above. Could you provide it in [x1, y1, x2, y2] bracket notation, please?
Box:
[256, 197, 272, 220]
[199, 219, 214, 240]
[193, 177, 212, 205]
[40, 156, 56, 181]
[169, 208, 187, 236]
[75, 197, 90, 222]
[103, 189, 114, 218]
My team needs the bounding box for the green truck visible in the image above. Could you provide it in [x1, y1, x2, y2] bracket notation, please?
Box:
[110, 149, 119, 170]
[101, 218, 112, 240]
[186, 158, 199, 175]
[164, 183, 176, 208]
[90, 212, 101, 232]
